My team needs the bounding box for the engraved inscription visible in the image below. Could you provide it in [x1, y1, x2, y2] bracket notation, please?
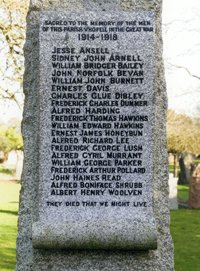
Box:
[39, 12, 155, 217]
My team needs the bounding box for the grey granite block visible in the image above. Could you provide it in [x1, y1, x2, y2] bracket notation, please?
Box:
[16, 1, 174, 270]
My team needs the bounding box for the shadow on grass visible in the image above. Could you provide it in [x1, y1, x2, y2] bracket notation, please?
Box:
[0, 209, 18, 216]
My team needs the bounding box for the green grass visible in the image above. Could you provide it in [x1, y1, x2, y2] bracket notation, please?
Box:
[169, 163, 180, 175]
[0, 165, 14, 176]
[171, 209, 200, 271]
[169, 164, 174, 173]
[0, 181, 200, 270]
[0, 180, 20, 271]
[177, 185, 189, 202]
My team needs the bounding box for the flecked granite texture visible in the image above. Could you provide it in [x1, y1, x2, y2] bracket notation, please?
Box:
[16, 0, 174, 270]
[33, 10, 157, 251]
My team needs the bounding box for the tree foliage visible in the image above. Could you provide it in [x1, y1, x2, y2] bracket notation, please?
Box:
[167, 109, 200, 155]
[0, 0, 29, 109]
[0, 125, 23, 158]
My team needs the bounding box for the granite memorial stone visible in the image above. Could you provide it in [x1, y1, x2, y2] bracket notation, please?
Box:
[17, 1, 174, 270]
[32, 11, 157, 250]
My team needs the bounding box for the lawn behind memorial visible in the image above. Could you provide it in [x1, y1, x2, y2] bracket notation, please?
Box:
[0, 179, 200, 271]
[0, 179, 20, 271]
